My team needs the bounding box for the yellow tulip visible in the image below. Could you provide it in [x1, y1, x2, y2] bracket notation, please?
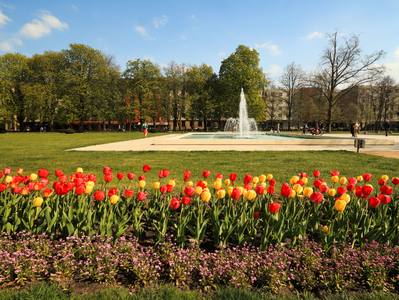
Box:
[30, 173, 38, 181]
[76, 167, 83, 173]
[266, 174, 273, 181]
[339, 193, 350, 203]
[302, 177, 308, 185]
[381, 175, 389, 182]
[168, 179, 176, 187]
[303, 187, 313, 197]
[356, 175, 363, 182]
[33, 197, 43, 208]
[259, 174, 266, 183]
[152, 181, 160, 190]
[321, 225, 329, 235]
[110, 194, 119, 205]
[260, 182, 266, 188]
[213, 179, 222, 190]
[227, 186, 233, 196]
[217, 189, 226, 199]
[202, 180, 208, 187]
[86, 181, 95, 187]
[339, 177, 348, 185]
[252, 176, 259, 184]
[290, 175, 299, 185]
[195, 186, 203, 195]
[334, 199, 347, 212]
[201, 191, 211, 203]
[203, 187, 210, 193]
[331, 175, 339, 183]
[293, 184, 303, 194]
[237, 186, 244, 195]
[289, 190, 296, 198]
[138, 180, 146, 189]
[328, 188, 337, 197]
[245, 189, 257, 201]
[224, 179, 231, 186]
[185, 181, 194, 187]
[85, 185, 94, 194]
[5, 175, 13, 184]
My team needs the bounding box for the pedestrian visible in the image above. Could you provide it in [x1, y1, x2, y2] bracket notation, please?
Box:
[143, 122, 148, 137]
[384, 120, 390, 137]
[350, 122, 355, 137]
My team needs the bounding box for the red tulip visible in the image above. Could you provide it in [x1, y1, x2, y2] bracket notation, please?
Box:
[281, 183, 291, 198]
[88, 174, 96, 182]
[142, 164, 151, 173]
[378, 178, 386, 186]
[314, 179, 323, 189]
[346, 184, 355, 192]
[269, 179, 276, 186]
[299, 172, 308, 178]
[313, 169, 321, 177]
[202, 170, 211, 178]
[55, 169, 64, 177]
[319, 184, 329, 193]
[3, 167, 11, 175]
[310, 192, 324, 204]
[229, 173, 237, 182]
[103, 166, 112, 175]
[138, 175, 145, 181]
[158, 169, 170, 178]
[169, 197, 180, 210]
[160, 185, 168, 194]
[330, 170, 340, 176]
[38, 169, 49, 178]
[380, 185, 393, 195]
[75, 185, 85, 195]
[124, 189, 134, 198]
[244, 174, 252, 185]
[392, 177, 399, 185]
[268, 202, 281, 214]
[182, 196, 191, 205]
[362, 185, 373, 196]
[363, 173, 372, 182]
[215, 173, 223, 180]
[117, 172, 124, 181]
[267, 185, 275, 194]
[231, 187, 241, 201]
[184, 186, 195, 197]
[348, 177, 357, 185]
[94, 190, 105, 201]
[337, 186, 347, 195]
[255, 185, 264, 195]
[108, 187, 118, 197]
[166, 184, 173, 193]
[104, 174, 113, 183]
[0, 183, 7, 192]
[297, 180, 305, 186]
[378, 193, 391, 204]
[183, 170, 191, 181]
[368, 197, 380, 208]
[137, 191, 147, 201]
[355, 185, 363, 197]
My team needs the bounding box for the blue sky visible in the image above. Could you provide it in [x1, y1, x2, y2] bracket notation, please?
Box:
[0, 0, 398, 80]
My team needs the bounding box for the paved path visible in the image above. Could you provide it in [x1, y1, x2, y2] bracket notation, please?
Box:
[69, 133, 399, 158]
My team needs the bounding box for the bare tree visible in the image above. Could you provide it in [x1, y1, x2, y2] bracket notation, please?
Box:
[280, 62, 304, 130]
[374, 76, 397, 132]
[313, 32, 384, 132]
[262, 84, 283, 131]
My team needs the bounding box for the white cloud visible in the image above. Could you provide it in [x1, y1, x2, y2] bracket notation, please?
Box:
[152, 15, 168, 28]
[134, 25, 150, 38]
[306, 31, 324, 40]
[384, 47, 399, 82]
[265, 64, 283, 78]
[0, 10, 10, 27]
[20, 12, 68, 39]
[255, 42, 281, 56]
[0, 37, 22, 52]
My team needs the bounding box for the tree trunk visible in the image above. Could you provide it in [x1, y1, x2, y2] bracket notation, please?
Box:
[203, 115, 207, 132]
[327, 102, 332, 133]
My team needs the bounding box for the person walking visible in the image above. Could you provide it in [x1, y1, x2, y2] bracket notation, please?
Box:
[384, 120, 390, 137]
[143, 122, 148, 137]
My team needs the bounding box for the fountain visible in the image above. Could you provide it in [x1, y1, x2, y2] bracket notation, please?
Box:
[224, 88, 258, 137]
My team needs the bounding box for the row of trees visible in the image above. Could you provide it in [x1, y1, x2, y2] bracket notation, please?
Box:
[0, 32, 397, 132]
[0, 44, 266, 131]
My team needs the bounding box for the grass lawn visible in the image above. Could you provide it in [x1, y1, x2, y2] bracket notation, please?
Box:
[0, 132, 398, 182]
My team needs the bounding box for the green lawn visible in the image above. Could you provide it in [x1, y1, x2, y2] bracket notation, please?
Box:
[0, 132, 398, 182]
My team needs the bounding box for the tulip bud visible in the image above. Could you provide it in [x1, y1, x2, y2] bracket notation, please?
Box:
[213, 179, 222, 190]
[152, 181, 160, 190]
[217, 189, 226, 199]
[331, 175, 339, 183]
[30, 173, 38, 181]
[110, 194, 119, 205]
[33, 197, 43, 207]
[138, 180, 146, 189]
[266, 174, 273, 181]
[5, 175, 13, 184]
[76, 167, 84, 173]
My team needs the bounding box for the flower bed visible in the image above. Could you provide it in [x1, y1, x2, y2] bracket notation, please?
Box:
[0, 166, 398, 248]
[0, 233, 398, 293]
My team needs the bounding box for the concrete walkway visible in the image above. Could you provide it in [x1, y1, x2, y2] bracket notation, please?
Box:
[69, 133, 399, 158]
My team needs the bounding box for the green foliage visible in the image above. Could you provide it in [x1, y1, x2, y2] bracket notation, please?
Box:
[219, 45, 267, 120]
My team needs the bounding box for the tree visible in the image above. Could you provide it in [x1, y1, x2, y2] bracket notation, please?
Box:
[0, 53, 29, 130]
[123, 59, 161, 126]
[262, 83, 283, 130]
[185, 64, 214, 131]
[164, 62, 188, 131]
[219, 45, 266, 121]
[313, 32, 384, 132]
[280, 63, 304, 130]
[23, 51, 66, 130]
[62, 44, 116, 130]
[374, 76, 397, 131]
